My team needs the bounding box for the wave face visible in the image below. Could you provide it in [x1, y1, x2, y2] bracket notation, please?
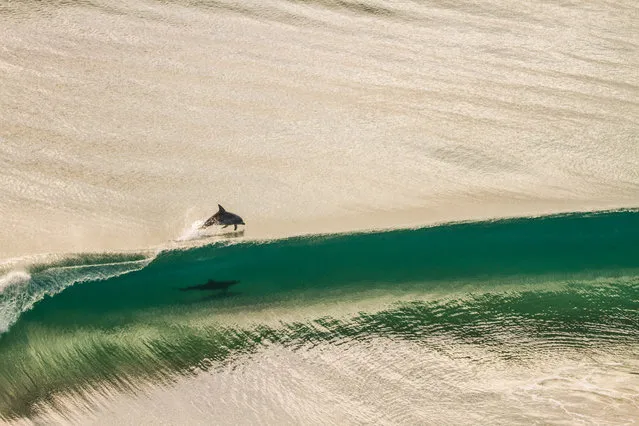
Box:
[1, 210, 638, 422]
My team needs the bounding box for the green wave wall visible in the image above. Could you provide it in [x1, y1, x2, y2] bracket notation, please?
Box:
[1, 210, 638, 420]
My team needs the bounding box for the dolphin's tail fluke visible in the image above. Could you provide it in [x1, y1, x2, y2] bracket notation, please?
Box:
[202, 216, 218, 228]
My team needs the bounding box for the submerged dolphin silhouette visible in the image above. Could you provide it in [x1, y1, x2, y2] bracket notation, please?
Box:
[202, 204, 245, 230]
[179, 279, 239, 292]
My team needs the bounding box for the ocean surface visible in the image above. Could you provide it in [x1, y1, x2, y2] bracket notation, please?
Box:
[1, 0, 638, 424]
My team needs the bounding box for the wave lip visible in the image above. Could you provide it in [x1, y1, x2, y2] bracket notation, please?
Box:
[0, 253, 153, 335]
[1, 208, 639, 335]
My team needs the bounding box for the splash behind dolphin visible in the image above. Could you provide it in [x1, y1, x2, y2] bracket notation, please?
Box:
[202, 205, 245, 230]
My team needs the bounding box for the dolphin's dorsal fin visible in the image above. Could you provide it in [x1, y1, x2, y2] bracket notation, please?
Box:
[218, 204, 226, 213]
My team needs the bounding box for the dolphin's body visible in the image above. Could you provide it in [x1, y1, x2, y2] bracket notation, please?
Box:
[179, 279, 239, 292]
[202, 205, 245, 230]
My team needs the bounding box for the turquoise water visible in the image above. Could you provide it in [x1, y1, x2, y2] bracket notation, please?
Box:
[1, 210, 638, 421]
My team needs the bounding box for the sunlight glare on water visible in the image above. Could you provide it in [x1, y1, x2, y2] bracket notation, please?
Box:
[0, 0, 637, 258]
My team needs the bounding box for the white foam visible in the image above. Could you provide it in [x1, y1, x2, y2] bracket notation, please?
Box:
[0, 257, 152, 336]
[0, 270, 31, 293]
[0, 271, 32, 333]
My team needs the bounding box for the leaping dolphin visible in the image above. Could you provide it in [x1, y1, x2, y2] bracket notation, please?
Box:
[202, 204, 245, 230]
[179, 279, 239, 292]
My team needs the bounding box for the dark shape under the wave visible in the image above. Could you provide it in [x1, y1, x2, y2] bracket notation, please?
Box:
[179, 279, 239, 292]
[202, 204, 245, 230]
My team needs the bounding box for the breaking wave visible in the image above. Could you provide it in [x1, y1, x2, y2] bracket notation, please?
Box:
[0, 209, 638, 420]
